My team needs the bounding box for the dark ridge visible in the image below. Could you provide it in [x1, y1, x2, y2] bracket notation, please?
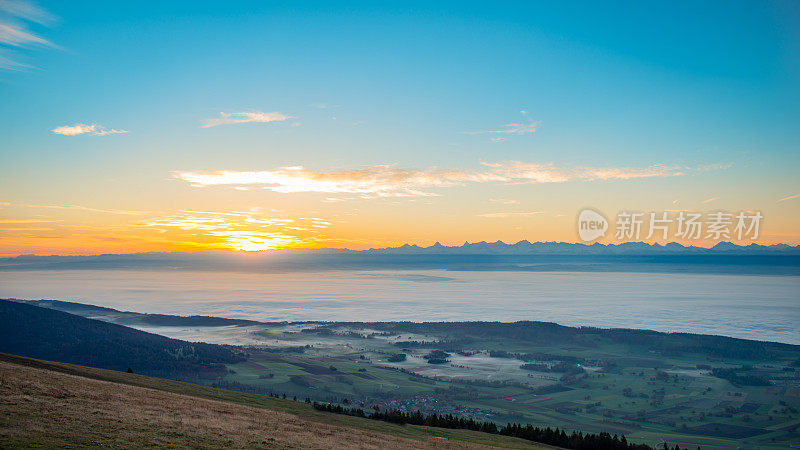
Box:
[0, 300, 247, 380]
[14, 299, 261, 327]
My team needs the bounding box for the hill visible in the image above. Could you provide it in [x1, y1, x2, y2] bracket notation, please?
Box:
[0, 353, 547, 449]
[0, 300, 246, 380]
[12, 298, 261, 327]
[17, 298, 798, 354]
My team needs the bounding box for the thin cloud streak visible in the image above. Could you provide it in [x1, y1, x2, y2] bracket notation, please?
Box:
[467, 111, 539, 140]
[138, 210, 326, 251]
[0, 22, 48, 46]
[489, 198, 519, 205]
[175, 166, 463, 198]
[0, 0, 54, 24]
[202, 111, 294, 128]
[777, 193, 800, 203]
[52, 123, 127, 136]
[175, 161, 711, 198]
[478, 211, 545, 218]
[0, 218, 58, 223]
[474, 121, 539, 135]
[0, 0, 57, 69]
[12, 203, 142, 215]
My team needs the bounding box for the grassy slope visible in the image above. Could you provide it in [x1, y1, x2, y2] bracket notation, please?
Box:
[0, 353, 551, 449]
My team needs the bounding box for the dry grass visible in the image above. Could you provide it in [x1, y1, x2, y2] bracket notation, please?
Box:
[0, 360, 493, 449]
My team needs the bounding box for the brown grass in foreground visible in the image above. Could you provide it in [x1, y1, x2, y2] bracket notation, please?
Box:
[0, 360, 489, 449]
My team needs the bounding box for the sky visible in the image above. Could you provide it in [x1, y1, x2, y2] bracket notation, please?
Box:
[0, 0, 799, 255]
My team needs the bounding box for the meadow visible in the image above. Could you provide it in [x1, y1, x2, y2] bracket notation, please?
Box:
[181, 322, 799, 449]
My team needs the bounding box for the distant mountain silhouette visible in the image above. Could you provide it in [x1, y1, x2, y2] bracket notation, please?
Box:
[1, 241, 797, 275]
[362, 240, 798, 255]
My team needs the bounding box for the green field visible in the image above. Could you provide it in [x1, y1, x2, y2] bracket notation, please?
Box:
[188, 323, 800, 449]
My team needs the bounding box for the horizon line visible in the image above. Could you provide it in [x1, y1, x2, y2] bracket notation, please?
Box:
[3, 239, 798, 258]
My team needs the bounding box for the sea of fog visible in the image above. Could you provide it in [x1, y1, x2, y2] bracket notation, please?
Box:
[1, 269, 798, 344]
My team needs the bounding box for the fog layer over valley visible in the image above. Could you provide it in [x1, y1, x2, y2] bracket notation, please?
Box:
[2, 268, 797, 344]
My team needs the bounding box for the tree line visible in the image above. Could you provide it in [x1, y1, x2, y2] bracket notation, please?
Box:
[311, 401, 679, 450]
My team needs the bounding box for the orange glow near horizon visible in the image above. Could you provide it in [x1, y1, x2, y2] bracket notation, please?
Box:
[1, 199, 798, 257]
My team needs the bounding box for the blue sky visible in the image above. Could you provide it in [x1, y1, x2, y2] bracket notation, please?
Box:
[0, 1, 798, 254]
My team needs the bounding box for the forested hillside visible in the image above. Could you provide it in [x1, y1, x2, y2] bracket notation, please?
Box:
[0, 300, 246, 380]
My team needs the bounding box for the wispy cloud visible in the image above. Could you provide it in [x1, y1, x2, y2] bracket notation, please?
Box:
[777, 193, 800, 203]
[696, 163, 734, 172]
[479, 162, 569, 183]
[489, 198, 519, 205]
[702, 197, 718, 204]
[202, 111, 294, 128]
[51, 123, 128, 136]
[468, 111, 539, 141]
[480, 161, 689, 183]
[0, 22, 47, 45]
[486, 122, 539, 135]
[0, 0, 53, 23]
[175, 161, 709, 198]
[175, 166, 464, 198]
[12, 203, 142, 215]
[578, 165, 687, 180]
[478, 211, 545, 218]
[138, 210, 326, 251]
[0, 0, 56, 69]
[0, 218, 58, 223]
